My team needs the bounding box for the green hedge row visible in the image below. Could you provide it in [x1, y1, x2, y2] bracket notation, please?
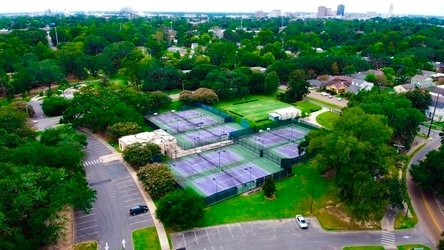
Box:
[232, 99, 259, 105]
[229, 110, 244, 117]
[255, 118, 269, 123]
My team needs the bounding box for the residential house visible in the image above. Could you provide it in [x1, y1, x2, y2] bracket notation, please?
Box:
[325, 77, 352, 93]
[421, 70, 436, 77]
[394, 84, 415, 94]
[425, 92, 444, 120]
[346, 79, 374, 94]
[308, 79, 322, 89]
[411, 75, 434, 89]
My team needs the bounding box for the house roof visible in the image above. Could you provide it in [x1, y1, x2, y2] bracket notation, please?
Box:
[422, 70, 436, 77]
[412, 75, 430, 81]
[350, 73, 366, 80]
[346, 85, 360, 94]
[366, 69, 384, 76]
[308, 79, 322, 87]
[326, 77, 352, 88]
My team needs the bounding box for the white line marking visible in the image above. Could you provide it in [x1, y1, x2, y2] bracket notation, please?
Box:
[121, 193, 139, 198]
[116, 183, 135, 189]
[182, 233, 187, 248]
[206, 229, 211, 242]
[130, 219, 152, 225]
[285, 224, 290, 233]
[123, 197, 143, 203]
[228, 225, 234, 239]
[76, 225, 98, 231]
[76, 213, 95, 219]
[119, 188, 138, 193]
[250, 222, 256, 236]
[239, 223, 245, 237]
[217, 226, 222, 240]
[88, 231, 98, 235]
[194, 231, 199, 245]
[75, 219, 97, 225]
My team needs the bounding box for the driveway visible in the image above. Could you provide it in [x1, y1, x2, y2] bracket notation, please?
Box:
[28, 96, 61, 130]
[171, 218, 434, 250]
[306, 91, 348, 108]
[74, 135, 154, 250]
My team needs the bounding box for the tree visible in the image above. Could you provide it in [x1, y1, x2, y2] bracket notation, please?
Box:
[27, 60, 65, 90]
[40, 126, 87, 150]
[137, 163, 175, 198]
[107, 122, 142, 140]
[99, 74, 111, 89]
[83, 34, 109, 55]
[299, 107, 403, 222]
[410, 146, 444, 197]
[155, 188, 205, 230]
[277, 69, 310, 103]
[147, 91, 172, 108]
[331, 62, 340, 75]
[179, 90, 193, 103]
[317, 74, 330, 89]
[262, 177, 276, 198]
[42, 96, 70, 116]
[364, 73, 377, 83]
[0, 106, 35, 139]
[122, 142, 161, 168]
[402, 89, 432, 113]
[9, 101, 35, 117]
[192, 88, 219, 104]
[264, 71, 280, 94]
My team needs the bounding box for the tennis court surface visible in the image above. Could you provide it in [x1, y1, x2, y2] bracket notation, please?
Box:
[249, 127, 306, 147]
[193, 163, 269, 195]
[171, 149, 242, 177]
[273, 143, 301, 158]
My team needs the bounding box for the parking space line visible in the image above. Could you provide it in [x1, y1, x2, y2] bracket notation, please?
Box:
[216, 226, 222, 240]
[116, 183, 135, 189]
[205, 229, 211, 242]
[194, 231, 199, 245]
[285, 224, 290, 233]
[130, 219, 152, 225]
[114, 179, 133, 184]
[75, 219, 97, 225]
[77, 225, 98, 231]
[123, 197, 143, 203]
[88, 231, 98, 235]
[76, 213, 95, 219]
[182, 233, 187, 248]
[119, 188, 137, 193]
[239, 223, 245, 237]
[121, 193, 139, 198]
[227, 225, 234, 239]
[250, 222, 256, 236]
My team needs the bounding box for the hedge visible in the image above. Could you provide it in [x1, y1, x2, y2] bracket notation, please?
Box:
[228, 110, 244, 117]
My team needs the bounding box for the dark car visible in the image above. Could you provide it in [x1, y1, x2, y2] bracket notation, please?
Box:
[129, 205, 148, 215]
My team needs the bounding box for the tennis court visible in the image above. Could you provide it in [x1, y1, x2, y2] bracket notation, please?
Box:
[273, 143, 302, 158]
[249, 127, 306, 147]
[182, 125, 235, 145]
[170, 149, 242, 177]
[218, 98, 293, 121]
[193, 163, 269, 195]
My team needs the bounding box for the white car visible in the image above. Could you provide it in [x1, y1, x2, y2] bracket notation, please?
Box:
[295, 215, 308, 229]
[337, 97, 342, 101]
[321, 92, 328, 96]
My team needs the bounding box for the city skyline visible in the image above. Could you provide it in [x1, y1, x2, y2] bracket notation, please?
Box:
[1, 0, 444, 16]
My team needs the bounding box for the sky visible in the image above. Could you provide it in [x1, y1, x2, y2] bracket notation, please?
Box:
[1, 0, 444, 16]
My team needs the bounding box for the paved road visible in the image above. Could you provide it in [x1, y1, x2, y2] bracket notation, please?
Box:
[172, 218, 434, 250]
[408, 129, 444, 245]
[74, 135, 154, 250]
[28, 98, 61, 130]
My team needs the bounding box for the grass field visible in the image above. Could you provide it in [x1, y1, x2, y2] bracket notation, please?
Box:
[316, 111, 340, 129]
[293, 100, 322, 113]
[0, 99, 10, 106]
[397, 244, 432, 250]
[196, 162, 331, 227]
[217, 95, 292, 122]
[73, 241, 97, 250]
[305, 96, 343, 110]
[133, 227, 161, 250]
[342, 246, 384, 250]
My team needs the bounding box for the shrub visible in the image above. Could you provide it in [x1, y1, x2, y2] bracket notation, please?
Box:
[107, 122, 142, 140]
[192, 88, 219, 105]
[263, 177, 276, 198]
[42, 96, 70, 116]
[137, 163, 175, 198]
[9, 101, 35, 117]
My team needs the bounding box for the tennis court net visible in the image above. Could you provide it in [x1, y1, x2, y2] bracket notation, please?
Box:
[222, 168, 244, 185]
[268, 131, 289, 142]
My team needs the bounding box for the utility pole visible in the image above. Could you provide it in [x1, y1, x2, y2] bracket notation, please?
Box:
[427, 93, 440, 137]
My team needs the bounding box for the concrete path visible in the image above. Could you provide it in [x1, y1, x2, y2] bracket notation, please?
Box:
[300, 107, 330, 127]
[82, 129, 170, 250]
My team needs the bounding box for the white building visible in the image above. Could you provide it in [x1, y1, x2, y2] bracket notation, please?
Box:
[118, 130, 177, 153]
[270, 10, 281, 18]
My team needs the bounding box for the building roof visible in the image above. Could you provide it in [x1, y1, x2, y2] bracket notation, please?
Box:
[274, 106, 301, 115]
[421, 70, 436, 77]
[350, 73, 366, 80]
[365, 69, 384, 76]
[412, 75, 430, 81]
[326, 77, 352, 88]
[346, 85, 360, 94]
[308, 79, 322, 87]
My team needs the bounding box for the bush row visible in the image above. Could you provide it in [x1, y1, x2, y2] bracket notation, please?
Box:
[229, 110, 244, 117]
[232, 99, 259, 105]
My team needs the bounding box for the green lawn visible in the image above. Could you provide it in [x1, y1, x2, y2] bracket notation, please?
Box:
[73, 241, 97, 250]
[110, 74, 128, 85]
[0, 99, 10, 106]
[293, 100, 322, 113]
[216, 95, 292, 122]
[133, 227, 161, 250]
[316, 111, 340, 129]
[197, 162, 331, 227]
[397, 244, 432, 250]
[342, 246, 384, 250]
[305, 96, 343, 109]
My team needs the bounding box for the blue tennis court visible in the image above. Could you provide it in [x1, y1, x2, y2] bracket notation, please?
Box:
[170, 150, 242, 176]
[193, 163, 270, 195]
[183, 126, 236, 145]
[249, 127, 306, 147]
[163, 116, 218, 133]
[273, 143, 302, 158]
[152, 110, 201, 123]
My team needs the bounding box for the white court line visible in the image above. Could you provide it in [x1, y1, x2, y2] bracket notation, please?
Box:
[75, 219, 97, 225]
[227, 225, 234, 239]
[206, 229, 211, 242]
[119, 188, 137, 193]
[194, 231, 199, 245]
[123, 197, 143, 203]
[76, 225, 98, 231]
[130, 219, 152, 225]
[182, 233, 187, 248]
[216, 226, 222, 240]
[76, 213, 96, 219]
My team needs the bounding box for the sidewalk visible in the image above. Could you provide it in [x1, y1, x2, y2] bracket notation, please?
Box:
[301, 107, 330, 127]
[82, 129, 170, 250]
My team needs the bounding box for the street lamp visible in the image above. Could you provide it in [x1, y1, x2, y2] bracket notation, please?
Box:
[213, 178, 218, 201]
[217, 149, 225, 170]
[175, 118, 179, 133]
[245, 166, 252, 189]
[194, 137, 200, 147]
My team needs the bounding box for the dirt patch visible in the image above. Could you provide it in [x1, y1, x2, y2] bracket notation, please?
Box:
[42, 207, 74, 250]
[264, 194, 276, 200]
[319, 202, 380, 229]
[321, 169, 335, 180]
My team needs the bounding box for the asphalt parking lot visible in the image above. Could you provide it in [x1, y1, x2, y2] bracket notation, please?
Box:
[74, 135, 154, 250]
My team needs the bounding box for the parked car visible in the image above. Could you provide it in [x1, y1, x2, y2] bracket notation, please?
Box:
[321, 92, 328, 96]
[295, 215, 308, 229]
[337, 97, 342, 101]
[328, 95, 333, 98]
[129, 205, 148, 215]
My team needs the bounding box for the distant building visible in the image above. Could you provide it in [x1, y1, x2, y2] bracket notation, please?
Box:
[270, 10, 281, 18]
[326, 8, 332, 16]
[367, 11, 377, 18]
[184, 13, 197, 18]
[388, 3, 394, 17]
[254, 11, 265, 18]
[317, 6, 327, 17]
[337, 4, 345, 16]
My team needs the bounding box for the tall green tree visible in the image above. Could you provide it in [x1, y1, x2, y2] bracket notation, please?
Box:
[137, 163, 175, 198]
[264, 71, 280, 94]
[410, 146, 444, 197]
[122, 142, 161, 168]
[277, 69, 310, 102]
[402, 89, 432, 113]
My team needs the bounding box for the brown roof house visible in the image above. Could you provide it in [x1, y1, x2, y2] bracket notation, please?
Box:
[325, 77, 352, 93]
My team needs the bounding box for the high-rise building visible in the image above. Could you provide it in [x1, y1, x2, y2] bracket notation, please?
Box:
[255, 11, 265, 18]
[326, 8, 332, 16]
[270, 9, 281, 18]
[388, 3, 393, 17]
[317, 6, 327, 17]
[337, 4, 345, 16]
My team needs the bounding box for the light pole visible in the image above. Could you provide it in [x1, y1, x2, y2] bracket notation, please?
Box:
[217, 149, 225, 170]
[245, 166, 252, 189]
[175, 118, 179, 133]
[213, 178, 218, 201]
